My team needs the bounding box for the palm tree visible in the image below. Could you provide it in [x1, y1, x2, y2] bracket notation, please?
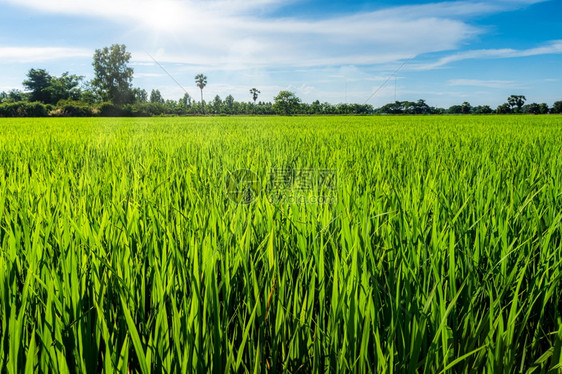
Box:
[195, 74, 207, 114]
[249, 88, 260, 104]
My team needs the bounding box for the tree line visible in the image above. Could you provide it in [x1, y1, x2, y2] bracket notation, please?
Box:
[1, 44, 561, 117]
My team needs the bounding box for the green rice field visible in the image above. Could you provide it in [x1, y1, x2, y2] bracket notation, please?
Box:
[1, 115, 562, 372]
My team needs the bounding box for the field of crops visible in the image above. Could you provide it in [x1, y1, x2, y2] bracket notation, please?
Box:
[1, 115, 561, 372]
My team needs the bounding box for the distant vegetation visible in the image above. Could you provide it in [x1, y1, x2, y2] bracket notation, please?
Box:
[1, 44, 561, 117]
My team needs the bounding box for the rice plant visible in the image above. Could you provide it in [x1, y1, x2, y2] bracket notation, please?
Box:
[0, 115, 561, 372]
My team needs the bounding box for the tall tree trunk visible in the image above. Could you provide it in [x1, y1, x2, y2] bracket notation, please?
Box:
[200, 88, 204, 114]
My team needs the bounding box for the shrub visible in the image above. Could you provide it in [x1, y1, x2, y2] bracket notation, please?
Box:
[0, 102, 49, 117]
[140, 102, 167, 116]
[122, 103, 153, 117]
[98, 102, 124, 117]
[54, 100, 93, 117]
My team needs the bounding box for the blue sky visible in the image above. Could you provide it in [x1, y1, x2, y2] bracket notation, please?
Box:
[0, 0, 560, 107]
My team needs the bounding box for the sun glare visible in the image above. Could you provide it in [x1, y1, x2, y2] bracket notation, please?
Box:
[138, 1, 186, 34]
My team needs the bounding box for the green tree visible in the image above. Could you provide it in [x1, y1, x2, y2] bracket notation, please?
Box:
[507, 95, 526, 112]
[23, 69, 52, 103]
[195, 74, 207, 114]
[496, 103, 511, 114]
[210, 95, 222, 114]
[225, 94, 234, 112]
[92, 44, 134, 105]
[133, 88, 148, 103]
[4, 89, 28, 103]
[164, 99, 178, 113]
[539, 103, 549, 114]
[414, 99, 431, 114]
[274, 91, 301, 115]
[447, 105, 463, 114]
[180, 93, 192, 107]
[250, 88, 260, 104]
[552, 101, 562, 114]
[46, 72, 83, 103]
[461, 101, 472, 114]
[379, 101, 404, 114]
[150, 89, 164, 104]
[525, 103, 540, 114]
[23, 69, 82, 105]
[474, 105, 492, 114]
[80, 81, 99, 104]
[309, 100, 321, 114]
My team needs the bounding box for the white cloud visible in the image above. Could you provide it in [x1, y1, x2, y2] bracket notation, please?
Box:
[127, 15, 477, 70]
[371, 0, 547, 18]
[0, 47, 92, 63]
[135, 73, 165, 78]
[448, 79, 519, 88]
[0, 0, 483, 68]
[412, 40, 562, 70]
[0, 0, 550, 69]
